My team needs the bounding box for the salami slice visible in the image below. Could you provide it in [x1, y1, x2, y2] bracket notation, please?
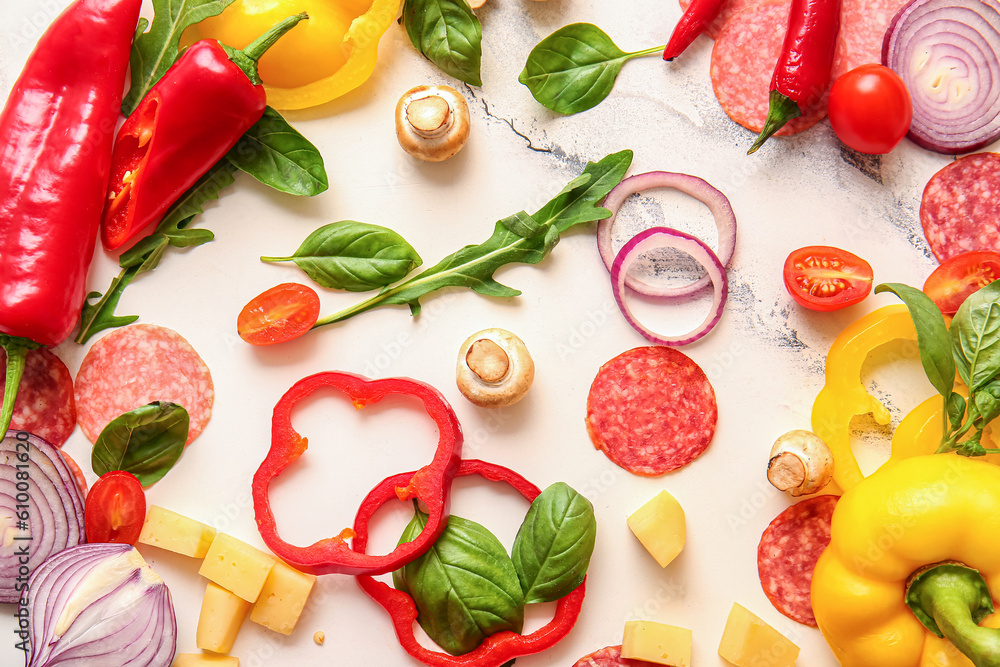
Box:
[585, 346, 717, 476]
[0, 347, 76, 447]
[920, 153, 1000, 262]
[710, 1, 828, 137]
[679, 0, 757, 40]
[75, 324, 214, 446]
[832, 0, 910, 78]
[757, 495, 839, 627]
[573, 645, 660, 667]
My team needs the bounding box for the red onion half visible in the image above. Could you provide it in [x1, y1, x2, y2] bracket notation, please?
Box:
[882, 0, 1000, 154]
[24, 543, 177, 667]
[1, 430, 86, 604]
[598, 171, 737, 297]
[611, 228, 729, 346]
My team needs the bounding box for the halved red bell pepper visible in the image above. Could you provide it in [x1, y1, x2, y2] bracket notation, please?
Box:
[354, 459, 587, 666]
[100, 13, 306, 249]
[252, 372, 462, 576]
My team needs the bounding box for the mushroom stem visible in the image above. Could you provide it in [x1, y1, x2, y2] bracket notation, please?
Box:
[406, 95, 453, 138]
[466, 339, 509, 383]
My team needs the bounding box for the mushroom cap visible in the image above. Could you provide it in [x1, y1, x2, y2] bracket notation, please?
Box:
[395, 84, 471, 162]
[456, 328, 534, 408]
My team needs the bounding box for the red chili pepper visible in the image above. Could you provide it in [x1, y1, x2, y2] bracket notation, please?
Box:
[252, 372, 463, 575]
[748, 0, 842, 153]
[662, 0, 728, 61]
[0, 0, 141, 434]
[100, 13, 307, 250]
[354, 459, 587, 667]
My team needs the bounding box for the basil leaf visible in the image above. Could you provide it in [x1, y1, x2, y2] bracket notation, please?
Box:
[393, 507, 524, 656]
[92, 402, 190, 487]
[948, 392, 967, 431]
[511, 482, 596, 604]
[951, 279, 1000, 391]
[262, 221, 422, 292]
[519, 23, 663, 115]
[874, 284, 955, 398]
[403, 0, 483, 86]
[227, 108, 329, 196]
[123, 0, 236, 115]
[313, 150, 632, 327]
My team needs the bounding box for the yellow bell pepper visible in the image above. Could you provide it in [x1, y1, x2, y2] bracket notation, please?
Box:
[812, 454, 1000, 667]
[186, 0, 400, 110]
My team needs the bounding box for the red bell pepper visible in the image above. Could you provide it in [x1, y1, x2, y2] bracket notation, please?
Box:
[662, 0, 728, 61]
[0, 0, 141, 434]
[749, 0, 842, 153]
[252, 372, 463, 576]
[354, 459, 587, 667]
[100, 13, 307, 250]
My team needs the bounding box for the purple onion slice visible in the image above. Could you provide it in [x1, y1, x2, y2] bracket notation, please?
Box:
[24, 542, 177, 667]
[610, 227, 729, 346]
[1, 430, 86, 604]
[597, 171, 737, 297]
[882, 0, 1000, 153]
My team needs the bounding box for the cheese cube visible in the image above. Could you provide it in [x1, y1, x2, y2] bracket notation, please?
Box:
[172, 653, 239, 666]
[718, 603, 799, 667]
[138, 506, 217, 558]
[198, 533, 276, 602]
[627, 490, 686, 567]
[196, 582, 252, 654]
[250, 560, 316, 635]
[622, 620, 692, 666]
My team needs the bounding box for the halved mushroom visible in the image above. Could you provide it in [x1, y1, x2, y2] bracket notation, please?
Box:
[395, 84, 470, 162]
[456, 328, 534, 408]
[766, 430, 834, 497]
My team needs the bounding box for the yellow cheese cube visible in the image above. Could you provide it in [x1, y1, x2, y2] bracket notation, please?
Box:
[172, 653, 239, 666]
[138, 506, 217, 558]
[718, 603, 799, 667]
[622, 620, 692, 666]
[198, 533, 276, 602]
[627, 490, 686, 567]
[197, 582, 252, 654]
[250, 560, 316, 635]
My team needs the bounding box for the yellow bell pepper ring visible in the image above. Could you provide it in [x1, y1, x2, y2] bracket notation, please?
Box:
[186, 0, 401, 110]
[812, 454, 1000, 667]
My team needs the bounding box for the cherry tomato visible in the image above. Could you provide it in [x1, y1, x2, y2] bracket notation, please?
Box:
[783, 246, 874, 312]
[238, 282, 321, 346]
[85, 471, 146, 545]
[828, 64, 913, 154]
[923, 251, 1000, 315]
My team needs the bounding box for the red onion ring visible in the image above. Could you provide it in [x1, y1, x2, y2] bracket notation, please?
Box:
[598, 171, 737, 297]
[611, 228, 729, 346]
[882, 0, 1000, 154]
[1, 430, 86, 604]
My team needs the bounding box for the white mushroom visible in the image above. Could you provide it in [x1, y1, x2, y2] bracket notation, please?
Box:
[395, 84, 470, 162]
[766, 430, 834, 497]
[456, 328, 534, 408]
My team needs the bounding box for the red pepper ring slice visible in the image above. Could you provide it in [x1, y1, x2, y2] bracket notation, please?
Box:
[354, 459, 587, 666]
[252, 371, 462, 575]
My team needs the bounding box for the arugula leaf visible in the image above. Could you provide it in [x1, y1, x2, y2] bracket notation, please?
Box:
[313, 150, 632, 327]
[393, 506, 524, 656]
[92, 402, 189, 486]
[227, 108, 329, 196]
[951, 279, 1000, 392]
[402, 0, 483, 86]
[520, 24, 664, 115]
[262, 221, 422, 291]
[76, 161, 237, 344]
[123, 0, 236, 115]
[511, 482, 596, 604]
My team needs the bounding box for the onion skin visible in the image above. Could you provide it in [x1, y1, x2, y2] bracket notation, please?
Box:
[882, 0, 1000, 154]
[24, 542, 177, 667]
[1, 430, 85, 604]
[597, 171, 737, 298]
[610, 227, 729, 346]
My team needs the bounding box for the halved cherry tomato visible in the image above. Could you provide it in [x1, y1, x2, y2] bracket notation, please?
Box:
[783, 246, 874, 312]
[923, 251, 1000, 315]
[238, 282, 320, 346]
[828, 64, 912, 154]
[85, 471, 146, 545]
